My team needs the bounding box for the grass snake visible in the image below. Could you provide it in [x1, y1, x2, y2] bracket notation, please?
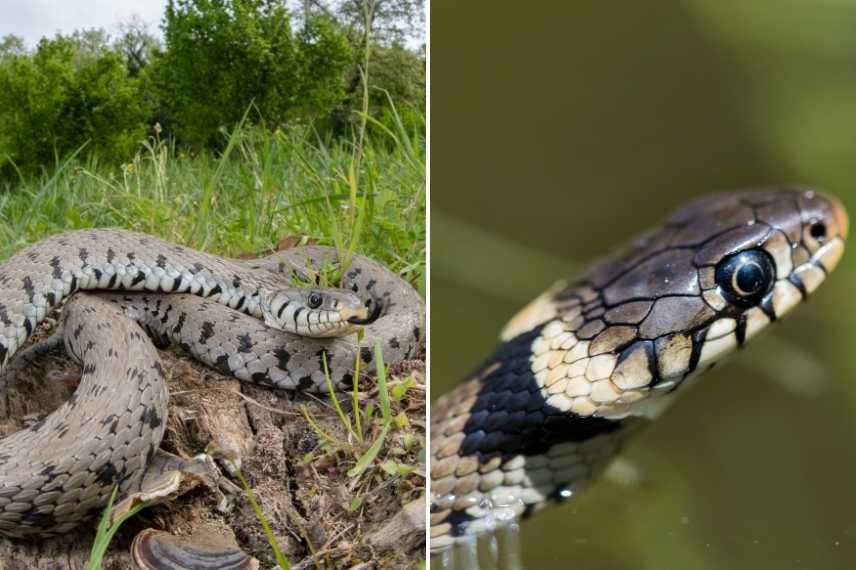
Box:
[429, 188, 848, 552]
[0, 229, 424, 536]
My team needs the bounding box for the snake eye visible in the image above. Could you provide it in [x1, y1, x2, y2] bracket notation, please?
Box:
[308, 292, 323, 309]
[715, 249, 776, 307]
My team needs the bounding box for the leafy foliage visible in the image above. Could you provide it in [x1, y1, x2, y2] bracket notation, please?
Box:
[0, 0, 424, 183]
[147, 0, 352, 147]
[0, 34, 148, 181]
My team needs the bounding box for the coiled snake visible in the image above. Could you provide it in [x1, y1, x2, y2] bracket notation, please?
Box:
[430, 188, 847, 552]
[0, 229, 424, 536]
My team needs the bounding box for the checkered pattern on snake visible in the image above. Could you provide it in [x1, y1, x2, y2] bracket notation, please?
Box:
[0, 230, 424, 536]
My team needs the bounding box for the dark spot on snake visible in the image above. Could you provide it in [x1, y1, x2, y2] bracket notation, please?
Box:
[199, 321, 215, 344]
[152, 361, 167, 379]
[22, 317, 33, 336]
[293, 307, 304, 322]
[214, 354, 232, 374]
[99, 414, 120, 432]
[67, 392, 79, 406]
[232, 276, 242, 288]
[234, 296, 245, 311]
[172, 312, 186, 335]
[107, 273, 118, 288]
[50, 256, 62, 279]
[350, 283, 359, 293]
[443, 510, 477, 537]
[360, 347, 373, 364]
[38, 464, 58, 480]
[366, 279, 376, 290]
[190, 262, 204, 275]
[22, 509, 56, 528]
[78, 248, 89, 263]
[0, 305, 11, 327]
[156, 254, 167, 269]
[297, 375, 314, 390]
[83, 362, 97, 375]
[95, 462, 120, 486]
[57, 427, 69, 439]
[273, 347, 291, 369]
[129, 272, 146, 287]
[237, 334, 253, 353]
[316, 349, 331, 371]
[73, 323, 84, 339]
[106, 248, 116, 263]
[340, 372, 354, 387]
[142, 406, 163, 430]
[414, 327, 421, 340]
[22, 276, 34, 302]
[28, 419, 45, 432]
[92, 268, 102, 283]
[0, 343, 6, 366]
[276, 300, 289, 318]
[207, 284, 222, 297]
[252, 372, 268, 384]
[389, 337, 400, 349]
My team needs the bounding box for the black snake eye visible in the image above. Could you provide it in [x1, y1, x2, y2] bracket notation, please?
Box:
[810, 222, 827, 241]
[715, 249, 776, 306]
[308, 292, 323, 309]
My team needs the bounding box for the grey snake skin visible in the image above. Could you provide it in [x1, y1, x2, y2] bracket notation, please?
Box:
[430, 188, 848, 552]
[0, 229, 424, 536]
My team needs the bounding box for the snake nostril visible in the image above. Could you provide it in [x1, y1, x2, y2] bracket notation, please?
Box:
[810, 222, 827, 241]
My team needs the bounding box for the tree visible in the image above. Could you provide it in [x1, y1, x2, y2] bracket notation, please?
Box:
[148, 0, 352, 147]
[0, 35, 26, 59]
[303, 0, 425, 47]
[115, 16, 161, 77]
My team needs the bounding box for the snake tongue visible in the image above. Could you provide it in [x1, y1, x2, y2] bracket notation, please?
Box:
[347, 300, 383, 325]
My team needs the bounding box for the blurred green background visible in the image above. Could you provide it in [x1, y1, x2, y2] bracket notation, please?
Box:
[431, 1, 856, 568]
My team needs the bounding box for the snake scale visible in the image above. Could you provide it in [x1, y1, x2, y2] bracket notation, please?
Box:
[430, 188, 848, 552]
[0, 229, 424, 536]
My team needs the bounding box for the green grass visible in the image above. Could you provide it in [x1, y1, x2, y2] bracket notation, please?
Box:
[4, 110, 423, 567]
[84, 486, 150, 570]
[0, 112, 425, 290]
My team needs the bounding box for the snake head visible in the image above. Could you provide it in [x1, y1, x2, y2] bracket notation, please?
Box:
[505, 187, 848, 420]
[260, 287, 377, 337]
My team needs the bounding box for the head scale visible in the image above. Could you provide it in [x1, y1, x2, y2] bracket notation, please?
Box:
[507, 187, 848, 420]
[260, 286, 380, 338]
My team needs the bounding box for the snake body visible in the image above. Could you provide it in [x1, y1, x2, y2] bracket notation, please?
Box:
[430, 188, 847, 551]
[0, 230, 424, 536]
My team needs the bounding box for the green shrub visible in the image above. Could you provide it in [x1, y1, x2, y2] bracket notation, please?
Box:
[147, 0, 352, 148]
[0, 34, 148, 181]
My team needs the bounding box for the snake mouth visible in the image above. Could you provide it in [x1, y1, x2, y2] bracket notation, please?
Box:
[347, 300, 383, 325]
